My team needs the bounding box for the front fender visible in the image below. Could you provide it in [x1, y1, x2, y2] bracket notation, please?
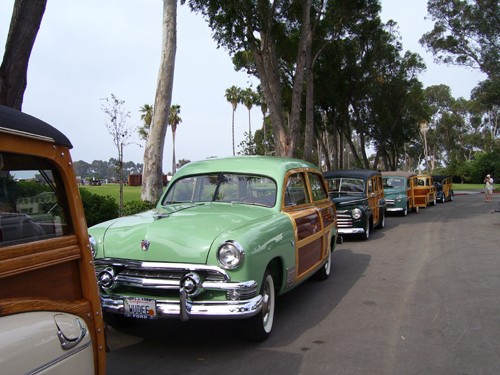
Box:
[207, 213, 294, 293]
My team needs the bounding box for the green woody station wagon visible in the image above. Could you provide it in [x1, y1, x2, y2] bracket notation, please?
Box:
[88, 156, 337, 341]
[382, 171, 420, 215]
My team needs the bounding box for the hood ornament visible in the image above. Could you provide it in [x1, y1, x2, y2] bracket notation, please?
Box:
[141, 240, 150, 252]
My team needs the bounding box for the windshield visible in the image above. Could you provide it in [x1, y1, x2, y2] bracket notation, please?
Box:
[161, 173, 277, 207]
[383, 177, 405, 189]
[326, 177, 365, 194]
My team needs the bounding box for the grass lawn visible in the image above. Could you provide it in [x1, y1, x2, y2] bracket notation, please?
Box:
[80, 184, 143, 204]
[452, 183, 487, 191]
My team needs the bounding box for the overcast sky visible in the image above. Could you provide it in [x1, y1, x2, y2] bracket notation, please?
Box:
[0, 1, 486, 172]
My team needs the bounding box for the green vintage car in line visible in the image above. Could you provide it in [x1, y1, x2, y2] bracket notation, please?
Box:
[89, 156, 337, 341]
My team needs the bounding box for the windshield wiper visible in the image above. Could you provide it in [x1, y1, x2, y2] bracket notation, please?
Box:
[154, 202, 206, 220]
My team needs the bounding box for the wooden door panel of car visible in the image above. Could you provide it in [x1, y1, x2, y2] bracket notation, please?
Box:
[367, 178, 379, 224]
[290, 209, 323, 276]
[283, 171, 332, 280]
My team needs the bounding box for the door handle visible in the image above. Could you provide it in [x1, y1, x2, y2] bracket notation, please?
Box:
[54, 315, 87, 350]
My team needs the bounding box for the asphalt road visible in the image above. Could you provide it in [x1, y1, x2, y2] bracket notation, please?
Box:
[105, 193, 500, 375]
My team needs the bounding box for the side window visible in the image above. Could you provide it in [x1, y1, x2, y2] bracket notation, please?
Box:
[308, 173, 327, 201]
[0, 153, 71, 247]
[368, 179, 373, 193]
[285, 173, 310, 206]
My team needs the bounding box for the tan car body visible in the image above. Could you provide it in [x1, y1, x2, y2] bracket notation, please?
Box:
[415, 174, 437, 208]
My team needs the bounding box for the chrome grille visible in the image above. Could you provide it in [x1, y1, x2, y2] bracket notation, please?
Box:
[95, 258, 229, 293]
[336, 213, 353, 228]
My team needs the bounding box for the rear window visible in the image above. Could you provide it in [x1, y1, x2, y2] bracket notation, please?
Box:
[0, 153, 72, 247]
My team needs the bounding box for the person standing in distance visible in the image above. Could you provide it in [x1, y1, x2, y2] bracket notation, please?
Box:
[484, 174, 494, 202]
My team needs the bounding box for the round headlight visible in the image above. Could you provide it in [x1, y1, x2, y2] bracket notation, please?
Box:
[351, 208, 362, 220]
[89, 235, 97, 258]
[217, 241, 244, 270]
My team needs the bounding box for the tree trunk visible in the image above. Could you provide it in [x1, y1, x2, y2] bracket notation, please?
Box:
[141, 0, 177, 203]
[303, 9, 314, 163]
[0, 0, 47, 110]
[232, 107, 235, 156]
[249, 1, 312, 158]
[288, 0, 311, 158]
[251, 35, 287, 156]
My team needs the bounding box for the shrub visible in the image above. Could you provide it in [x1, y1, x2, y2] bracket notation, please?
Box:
[79, 188, 119, 227]
[122, 200, 156, 216]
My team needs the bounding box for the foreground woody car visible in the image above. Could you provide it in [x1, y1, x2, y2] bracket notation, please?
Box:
[0, 105, 105, 374]
[89, 156, 337, 341]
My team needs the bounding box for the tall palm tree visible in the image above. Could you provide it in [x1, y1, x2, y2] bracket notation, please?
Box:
[138, 104, 153, 142]
[225, 85, 241, 156]
[241, 87, 258, 139]
[169, 104, 182, 174]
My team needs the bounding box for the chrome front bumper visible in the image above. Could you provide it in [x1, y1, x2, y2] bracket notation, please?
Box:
[101, 293, 264, 320]
[386, 207, 404, 212]
[338, 227, 365, 234]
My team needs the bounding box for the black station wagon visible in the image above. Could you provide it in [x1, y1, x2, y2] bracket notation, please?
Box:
[323, 170, 386, 240]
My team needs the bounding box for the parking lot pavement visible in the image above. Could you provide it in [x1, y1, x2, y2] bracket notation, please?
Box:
[105, 193, 500, 375]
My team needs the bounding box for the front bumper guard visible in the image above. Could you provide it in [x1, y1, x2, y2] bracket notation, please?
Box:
[101, 293, 264, 320]
[338, 227, 365, 234]
[386, 207, 404, 212]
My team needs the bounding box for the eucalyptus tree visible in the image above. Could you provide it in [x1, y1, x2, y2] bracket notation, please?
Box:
[315, 2, 427, 170]
[0, 0, 47, 109]
[225, 85, 241, 156]
[471, 79, 499, 151]
[367, 49, 427, 171]
[420, 0, 499, 167]
[169, 104, 182, 174]
[184, 0, 314, 157]
[420, 0, 499, 80]
[142, 0, 177, 204]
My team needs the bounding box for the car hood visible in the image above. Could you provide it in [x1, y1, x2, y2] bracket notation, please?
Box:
[331, 195, 367, 209]
[384, 189, 405, 199]
[93, 203, 273, 263]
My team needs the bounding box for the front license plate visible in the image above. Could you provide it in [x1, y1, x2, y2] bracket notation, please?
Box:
[123, 297, 157, 319]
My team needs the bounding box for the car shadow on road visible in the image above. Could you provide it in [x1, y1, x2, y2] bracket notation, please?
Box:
[105, 249, 371, 374]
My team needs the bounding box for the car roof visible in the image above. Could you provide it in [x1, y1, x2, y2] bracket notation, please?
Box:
[172, 156, 320, 180]
[381, 171, 417, 178]
[0, 105, 72, 148]
[323, 169, 381, 180]
[431, 175, 450, 182]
